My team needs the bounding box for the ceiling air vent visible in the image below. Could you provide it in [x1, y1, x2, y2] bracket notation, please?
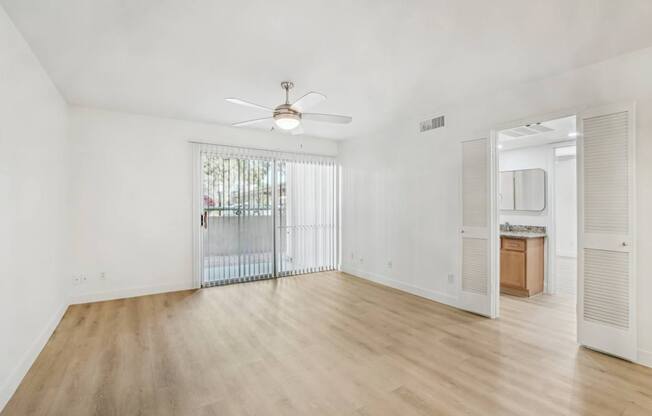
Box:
[502, 122, 554, 138]
[420, 115, 445, 133]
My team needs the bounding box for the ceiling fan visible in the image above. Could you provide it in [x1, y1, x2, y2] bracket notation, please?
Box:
[226, 81, 352, 134]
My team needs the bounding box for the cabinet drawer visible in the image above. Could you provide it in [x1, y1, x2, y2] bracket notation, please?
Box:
[502, 238, 525, 251]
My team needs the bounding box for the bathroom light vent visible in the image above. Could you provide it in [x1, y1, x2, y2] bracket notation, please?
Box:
[502, 123, 554, 137]
[420, 115, 445, 133]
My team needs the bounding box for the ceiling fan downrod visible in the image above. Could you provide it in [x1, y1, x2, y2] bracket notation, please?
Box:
[280, 81, 294, 104]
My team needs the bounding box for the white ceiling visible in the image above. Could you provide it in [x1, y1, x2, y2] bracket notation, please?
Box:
[3, 0, 652, 140]
[499, 116, 576, 150]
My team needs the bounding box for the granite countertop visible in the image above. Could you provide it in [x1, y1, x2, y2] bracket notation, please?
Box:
[500, 231, 547, 239]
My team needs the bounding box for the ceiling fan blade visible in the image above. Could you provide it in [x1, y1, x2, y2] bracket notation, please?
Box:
[302, 113, 352, 124]
[232, 117, 273, 127]
[291, 92, 326, 112]
[225, 98, 273, 112]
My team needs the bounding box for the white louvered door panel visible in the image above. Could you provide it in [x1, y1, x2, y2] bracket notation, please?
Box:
[578, 104, 636, 361]
[459, 138, 493, 317]
[462, 238, 488, 294]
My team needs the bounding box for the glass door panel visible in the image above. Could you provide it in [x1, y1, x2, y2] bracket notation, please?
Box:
[201, 154, 274, 286]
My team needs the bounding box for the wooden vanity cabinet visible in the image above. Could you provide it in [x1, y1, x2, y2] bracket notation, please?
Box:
[500, 236, 544, 297]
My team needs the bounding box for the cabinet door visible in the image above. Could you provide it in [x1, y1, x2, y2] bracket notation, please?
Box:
[500, 250, 525, 288]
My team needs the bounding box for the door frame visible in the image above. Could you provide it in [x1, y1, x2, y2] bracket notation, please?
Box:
[192, 143, 203, 289]
[489, 107, 580, 318]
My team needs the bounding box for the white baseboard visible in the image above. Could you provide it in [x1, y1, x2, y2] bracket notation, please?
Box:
[0, 302, 68, 413]
[69, 282, 195, 305]
[638, 349, 652, 369]
[341, 265, 458, 307]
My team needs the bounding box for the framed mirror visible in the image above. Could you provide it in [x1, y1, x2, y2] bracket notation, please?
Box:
[499, 168, 546, 212]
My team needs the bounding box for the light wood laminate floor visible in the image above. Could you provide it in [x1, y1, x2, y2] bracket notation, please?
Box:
[3, 272, 652, 415]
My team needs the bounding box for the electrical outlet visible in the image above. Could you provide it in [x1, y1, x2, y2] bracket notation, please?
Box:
[359, 257, 364, 264]
[73, 275, 88, 285]
[448, 273, 455, 284]
[100, 272, 106, 281]
[387, 260, 393, 269]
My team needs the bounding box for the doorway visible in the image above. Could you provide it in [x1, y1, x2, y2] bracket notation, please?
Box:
[196, 143, 338, 287]
[489, 103, 637, 362]
[496, 115, 577, 313]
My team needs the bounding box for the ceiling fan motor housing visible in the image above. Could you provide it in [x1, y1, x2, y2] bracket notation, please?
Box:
[274, 103, 300, 118]
[274, 103, 301, 129]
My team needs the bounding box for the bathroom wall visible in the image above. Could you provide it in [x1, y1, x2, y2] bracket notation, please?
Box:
[499, 144, 553, 229]
[499, 142, 578, 294]
[554, 148, 578, 295]
[554, 150, 577, 258]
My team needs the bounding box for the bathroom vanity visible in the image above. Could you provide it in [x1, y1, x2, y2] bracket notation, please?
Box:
[500, 231, 545, 297]
[499, 167, 547, 297]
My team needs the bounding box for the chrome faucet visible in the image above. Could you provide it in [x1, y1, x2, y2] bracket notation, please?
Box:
[504, 222, 511, 231]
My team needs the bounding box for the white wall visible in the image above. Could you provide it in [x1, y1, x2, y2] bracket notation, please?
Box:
[499, 145, 552, 228]
[68, 107, 338, 303]
[554, 154, 577, 257]
[0, 6, 69, 410]
[339, 46, 652, 366]
[554, 153, 577, 296]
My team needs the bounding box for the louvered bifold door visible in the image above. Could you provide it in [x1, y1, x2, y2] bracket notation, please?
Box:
[459, 138, 494, 317]
[578, 104, 636, 361]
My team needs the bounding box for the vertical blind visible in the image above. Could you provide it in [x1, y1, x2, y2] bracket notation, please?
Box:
[277, 158, 338, 276]
[199, 143, 338, 286]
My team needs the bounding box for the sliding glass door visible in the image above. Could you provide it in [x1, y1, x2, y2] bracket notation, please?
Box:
[201, 153, 275, 286]
[199, 144, 337, 287]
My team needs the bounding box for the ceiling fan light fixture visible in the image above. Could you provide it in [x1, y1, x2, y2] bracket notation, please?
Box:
[274, 113, 301, 130]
